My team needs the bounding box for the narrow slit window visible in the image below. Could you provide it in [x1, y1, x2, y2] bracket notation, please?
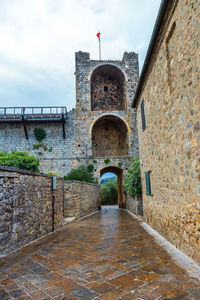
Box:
[145, 171, 151, 195]
[141, 99, 146, 131]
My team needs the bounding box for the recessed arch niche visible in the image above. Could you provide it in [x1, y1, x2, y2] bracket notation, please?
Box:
[91, 65, 126, 111]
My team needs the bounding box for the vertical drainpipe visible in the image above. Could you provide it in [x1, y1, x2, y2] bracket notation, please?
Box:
[52, 176, 57, 232]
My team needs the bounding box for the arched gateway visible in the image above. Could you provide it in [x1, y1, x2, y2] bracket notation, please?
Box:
[100, 166, 125, 208]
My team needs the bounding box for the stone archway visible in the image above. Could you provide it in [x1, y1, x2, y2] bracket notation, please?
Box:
[92, 115, 128, 157]
[100, 166, 125, 208]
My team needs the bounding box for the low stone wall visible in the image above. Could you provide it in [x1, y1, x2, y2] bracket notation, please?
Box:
[0, 166, 64, 255]
[126, 195, 143, 216]
[64, 180, 100, 218]
[52, 177, 64, 230]
[0, 167, 100, 255]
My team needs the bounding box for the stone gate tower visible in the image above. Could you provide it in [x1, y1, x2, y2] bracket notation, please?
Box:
[75, 51, 139, 207]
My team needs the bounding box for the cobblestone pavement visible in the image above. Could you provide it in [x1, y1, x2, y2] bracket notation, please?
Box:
[0, 206, 200, 300]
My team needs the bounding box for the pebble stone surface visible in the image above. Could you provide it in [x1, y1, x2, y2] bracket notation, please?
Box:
[0, 206, 200, 300]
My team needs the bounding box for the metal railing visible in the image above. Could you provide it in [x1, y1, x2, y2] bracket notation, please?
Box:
[0, 106, 67, 116]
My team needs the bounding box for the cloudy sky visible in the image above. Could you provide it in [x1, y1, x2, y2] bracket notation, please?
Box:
[0, 0, 161, 111]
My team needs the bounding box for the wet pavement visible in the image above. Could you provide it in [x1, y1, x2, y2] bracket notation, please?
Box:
[0, 206, 200, 300]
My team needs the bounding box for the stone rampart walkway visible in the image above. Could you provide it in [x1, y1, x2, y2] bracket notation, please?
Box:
[0, 206, 200, 299]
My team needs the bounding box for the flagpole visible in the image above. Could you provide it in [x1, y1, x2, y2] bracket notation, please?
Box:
[97, 32, 101, 60]
[99, 38, 101, 60]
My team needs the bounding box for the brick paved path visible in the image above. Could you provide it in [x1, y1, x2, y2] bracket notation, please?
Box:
[0, 206, 200, 300]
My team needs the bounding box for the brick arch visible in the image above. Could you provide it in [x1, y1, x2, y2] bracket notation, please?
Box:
[91, 115, 129, 158]
[100, 166, 125, 208]
[90, 64, 126, 111]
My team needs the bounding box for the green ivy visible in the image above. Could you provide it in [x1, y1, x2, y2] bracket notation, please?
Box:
[48, 147, 52, 152]
[123, 156, 142, 197]
[37, 151, 43, 156]
[118, 162, 122, 168]
[43, 145, 48, 151]
[34, 128, 46, 142]
[104, 158, 110, 165]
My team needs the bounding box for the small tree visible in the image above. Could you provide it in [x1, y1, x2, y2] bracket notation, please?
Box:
[0, 151, 40, 172]
[124, 156, 142, 197]
[64, 165, 97, 183]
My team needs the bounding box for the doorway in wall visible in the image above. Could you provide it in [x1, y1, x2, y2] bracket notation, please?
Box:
[100, 166, 125, 208]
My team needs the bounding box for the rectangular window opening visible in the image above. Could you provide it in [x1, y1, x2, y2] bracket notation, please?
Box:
[145, 171, 152, 195]
[141, 99, 146, 131]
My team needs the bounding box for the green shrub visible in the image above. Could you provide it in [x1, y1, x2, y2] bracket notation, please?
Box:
[118, 162, 122, 168]
[37, 151, 43, 156]
[64, 165, 97, 183]
[43, 145, 48, 151]
[87, 164, 94, 173]
[104, 158, 110, 165]
[0, 151, 40, 172]
[34, 128, 46, 142]
[93, 160, 97, 164]
[101, 180, 118, 205]
[46, 171, 60, 176]
[123, 156, 142, 198]
[33, 143, 43, 150]
[48, 147, 52, 152]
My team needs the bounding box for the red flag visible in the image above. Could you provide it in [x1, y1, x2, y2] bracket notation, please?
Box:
[96, 32, 101, 41]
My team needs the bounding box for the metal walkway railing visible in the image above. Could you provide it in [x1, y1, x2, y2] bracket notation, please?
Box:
[0, 106, 68, 139]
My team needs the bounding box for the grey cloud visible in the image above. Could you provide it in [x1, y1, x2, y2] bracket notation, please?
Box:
[0, 0, 161, 109]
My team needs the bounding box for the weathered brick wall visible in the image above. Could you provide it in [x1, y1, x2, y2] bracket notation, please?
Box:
[126, 195, 143, 216]
[0, 166, 64, 255]
[136, 0, 200, 263]
[63, 180, 100, 218]
[53, 177, 64, 230]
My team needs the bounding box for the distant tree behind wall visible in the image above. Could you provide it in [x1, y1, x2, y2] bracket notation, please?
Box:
[100, 180, 118, 205]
